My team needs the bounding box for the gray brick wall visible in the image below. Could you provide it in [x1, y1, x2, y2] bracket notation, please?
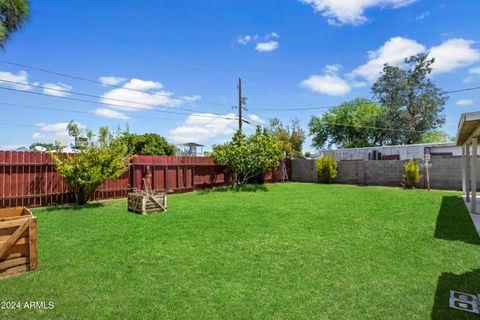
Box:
[292, 156, 472, 191]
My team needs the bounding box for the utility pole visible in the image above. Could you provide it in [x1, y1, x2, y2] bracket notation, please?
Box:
[238, 77, 243, 131]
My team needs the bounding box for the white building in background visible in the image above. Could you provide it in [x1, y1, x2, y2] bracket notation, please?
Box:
[316, 142, 461, 161]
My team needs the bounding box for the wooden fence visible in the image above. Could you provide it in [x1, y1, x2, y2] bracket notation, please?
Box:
[0, 151, 290, 208]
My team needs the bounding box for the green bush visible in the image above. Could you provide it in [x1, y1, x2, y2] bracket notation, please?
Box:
[315, 155, 337, 183]
[52, 122, 130, 205]
[212, 126, 282, 187]
[402, 159, 421, 189]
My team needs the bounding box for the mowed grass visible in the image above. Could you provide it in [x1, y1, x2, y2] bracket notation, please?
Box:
[1, 183, 479, 319]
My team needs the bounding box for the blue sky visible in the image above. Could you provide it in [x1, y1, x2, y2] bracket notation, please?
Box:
[1, 0, 480, 151]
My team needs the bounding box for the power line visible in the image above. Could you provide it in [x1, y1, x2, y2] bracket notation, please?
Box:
[248, 86, 480, 111]
[0, 59, 229, 107]
[0, 79, 228, 115]
[445, 86, 480, 94]
[0, 102, 185, 122]
[0, 86, 239, 121]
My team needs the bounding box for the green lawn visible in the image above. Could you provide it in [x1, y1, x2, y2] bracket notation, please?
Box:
[1, 183, 479, 319]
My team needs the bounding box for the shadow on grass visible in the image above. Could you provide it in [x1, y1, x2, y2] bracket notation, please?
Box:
[431, 269, 480, 319]
[41, 202, 105, 212]
[434, 196, 480, 245]
[199, 184, 268, 195]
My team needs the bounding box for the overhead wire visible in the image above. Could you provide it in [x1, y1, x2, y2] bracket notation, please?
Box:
[0, 86, 239, 121]
[0, 79, 229, 115]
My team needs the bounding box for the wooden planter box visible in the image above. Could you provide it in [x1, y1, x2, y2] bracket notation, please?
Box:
[0, 207, 37, 279]
[128, 193, 168, 215]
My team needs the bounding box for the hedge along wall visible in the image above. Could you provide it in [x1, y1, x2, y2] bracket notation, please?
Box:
[291, 157, 465, 191]
[0, 151, 291, 209]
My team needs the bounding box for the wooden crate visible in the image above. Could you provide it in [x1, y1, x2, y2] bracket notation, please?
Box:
[0, 207, 37, 279]
[128, 193, 168, 215]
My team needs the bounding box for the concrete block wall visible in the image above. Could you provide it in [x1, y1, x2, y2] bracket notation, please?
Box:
[292, 156, 472, 191]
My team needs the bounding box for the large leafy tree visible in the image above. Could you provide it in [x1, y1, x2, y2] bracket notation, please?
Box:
[52, 122, 129, 205]
[0, 0, 30, 49]
[212, 126, 282, 187]
[121, 133, 176, 156]
[309, 98, 387, 149]
[372, 53, 448, 145]
[269, 118, 306, 158]
[419, 131, 454, 144]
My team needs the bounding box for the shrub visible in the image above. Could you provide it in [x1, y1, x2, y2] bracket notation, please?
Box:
[52, 122, 130, 205]
[212, 126, 282, 187]
[402, 159, 421, 189]
[315, 155, 337, 183]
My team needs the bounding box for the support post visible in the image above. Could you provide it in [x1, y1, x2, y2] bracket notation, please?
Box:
[466, 144, 471, 202]
[238, 78, 242, 131]
[462, 146, 467, 196]
[471, 137, 477, 214]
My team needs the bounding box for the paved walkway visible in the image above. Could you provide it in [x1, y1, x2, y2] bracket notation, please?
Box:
[462, 196, 480, 237]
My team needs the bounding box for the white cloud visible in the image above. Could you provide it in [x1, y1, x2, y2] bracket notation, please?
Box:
[247, 114, 265, 125]
[349, 37, 425, 81]
[415, 12, 430, 20]
[464, 66, 480, 83]
[456, 99, 474, 106]
[469, 66, 480, 75]
[301, 64, 351, 96]
[237, 33, 280, 52]
[42, 82, 72, 97]
[255, 41, 279, 52]
[301, 75, 351, 96]
[300, 0, 416, 26]
[33, 122, 85, 145]
[32, 132, 46, 139]
[94, 108, 130, 120]
[168, 113, 237, 143]
[348, 37, 480, 82]
[429, 39, 480, 74]
[0, 70, 31, 90]
[100, 78, 200, 111]
[463, 76, 476, 84]
[324, 64, 342, 74]
[99, 76, 126, 86]
[237, 35, 253, 45]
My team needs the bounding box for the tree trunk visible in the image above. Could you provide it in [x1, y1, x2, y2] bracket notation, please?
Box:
[74, 187, 92, 205]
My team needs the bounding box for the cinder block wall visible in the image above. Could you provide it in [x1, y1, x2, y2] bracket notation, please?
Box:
[292, 157, 468, 191]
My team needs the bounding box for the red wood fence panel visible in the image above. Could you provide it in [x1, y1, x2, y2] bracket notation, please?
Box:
[0, 151, 290, 208]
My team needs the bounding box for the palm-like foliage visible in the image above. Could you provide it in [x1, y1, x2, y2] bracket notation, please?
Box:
[0, 0, 30, 49]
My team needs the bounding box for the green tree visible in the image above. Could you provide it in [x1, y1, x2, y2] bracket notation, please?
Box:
[269, 118, 306, 158]
[121, 133, 176, 156]
[309, 98, 387, 149]
[51, 122, 129, 205]
[0, 0, 30, 49]
[419, 131, 454, 144]
[372, 53, 448, 145]
[212, 126, 282, 187]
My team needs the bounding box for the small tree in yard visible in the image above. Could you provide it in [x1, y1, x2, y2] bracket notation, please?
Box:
[212, 126, 282, 187]
[315, 155, 337, 183]
[52, 122, 129, 205]
[402, 159, 421, 189]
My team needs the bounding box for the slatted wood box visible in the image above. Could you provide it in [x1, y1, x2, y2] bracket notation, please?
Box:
[0, 207, 37, 279]
[128, 192, 168, 215]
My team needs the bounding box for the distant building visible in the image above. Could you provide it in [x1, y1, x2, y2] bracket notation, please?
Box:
[316, 142, 460, 161]
[177, 142, 204, 157]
